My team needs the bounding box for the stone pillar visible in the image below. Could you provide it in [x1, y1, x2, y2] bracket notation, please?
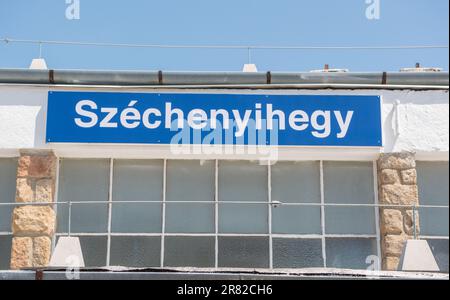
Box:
[377, 152, 420, 271]
[10, 150, 57, 269]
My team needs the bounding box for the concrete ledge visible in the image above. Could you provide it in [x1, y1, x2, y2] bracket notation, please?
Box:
[1, 267, 448, 280]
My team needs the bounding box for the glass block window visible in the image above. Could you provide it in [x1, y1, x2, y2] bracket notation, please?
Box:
[55, 159, 379, 270]
[273, 238, 323, 268]
[417, 161, 449, 273]
[112, 159, 163, 233]
[426, 239, 449, 273]
[166, 160, 214, 233]
[164, 236, 215, 268]
[218, 160, 268, 234]
[71, 236, 107, 268]
[0, 158, 17, 270]
[218, 236, 269, 268]
[110, 236, 160, 267]
[323, 161, 376, 235]
[0, 235, 12, 270]
[326, 238, 378, 270]
[57, 159, 109, 234]
[0, 158, 17, 232]
[271, 161, 321, 234]
[417, 161, 449, 236]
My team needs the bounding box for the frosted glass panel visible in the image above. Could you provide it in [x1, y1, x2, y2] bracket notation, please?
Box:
[74, 236, 107, 267]
[113, 160, 163, 202]
[219, 203, 268, 234]
[70, 203, 109, 233]
[273, 238, 323, 268]
[166, 160, 214, 233]
[426, 239, 449, 273]
[112, 160, 163, 233]
[166, 160, 214, 202]
[58, 159, 109, 233]
[419, 207, 449, 236]
[110, 236, 160, 267]
[112, 203, 162, 233]
[325, 206, 375, 234]
[417, 161, 449, 206]
[218, 237, 269, 268]
[219, 161, 267, 202]
[326, 238, 377, 269]
[0, 204, 13, 232]
[271, 161, 320, 203]
[272, 206, 321, 234]
[219, 161, 268, 234]
[0, 158, 17, 232]
[323, 161, 374, 204]
[166, 203, 214, 233]
[0, 235, 12, 270]
[164, 236, 214, 267]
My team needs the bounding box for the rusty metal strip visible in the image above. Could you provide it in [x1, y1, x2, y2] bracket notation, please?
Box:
[35, 269, 44, 280]
[158, 70, 163, 85]
[266, 71, 272, 84]
[49, 70, 55, 84]
[381, 72, 387, 84]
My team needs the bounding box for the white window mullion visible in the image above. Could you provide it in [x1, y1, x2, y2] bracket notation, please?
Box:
[160, 159, 167, 268]
[51, 157, 61, 251]
[320, 160, 327, 267]
[268, 162, 273, 269]
[215, 159, 219, 269]
[106, 158, 114, 267]
[373, 160, 382, 270]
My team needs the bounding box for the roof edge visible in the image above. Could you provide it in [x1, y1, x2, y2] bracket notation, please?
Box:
[0, 68, 448, 88]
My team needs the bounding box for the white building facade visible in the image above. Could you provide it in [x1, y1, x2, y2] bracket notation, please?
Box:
[0, 69, 448, 273]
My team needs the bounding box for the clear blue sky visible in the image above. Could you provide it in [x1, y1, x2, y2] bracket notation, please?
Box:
[0, 0, 448, 71]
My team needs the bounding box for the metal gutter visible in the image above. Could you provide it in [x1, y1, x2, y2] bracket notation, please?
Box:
[0, 69, 448, 88]
[1, 82, 448, 91]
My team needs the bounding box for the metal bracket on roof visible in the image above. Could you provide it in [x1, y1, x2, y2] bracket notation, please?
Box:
[49, 70, 55, 84]
[382, 72, 387, 84]
[266, 71, 272, 84]
[158, 70, 163, 85]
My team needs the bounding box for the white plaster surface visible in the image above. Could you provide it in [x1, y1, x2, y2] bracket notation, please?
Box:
[0, 84, 448, 160]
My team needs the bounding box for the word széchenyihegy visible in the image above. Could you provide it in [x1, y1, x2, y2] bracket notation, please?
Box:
[74, 100, 354, 138]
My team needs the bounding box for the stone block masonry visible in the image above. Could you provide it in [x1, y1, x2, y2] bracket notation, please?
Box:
[377, 152, 420, 271]
[10, 150, 57, 269]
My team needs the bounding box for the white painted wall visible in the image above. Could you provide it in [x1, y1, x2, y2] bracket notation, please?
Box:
[0, 84, 448, 160]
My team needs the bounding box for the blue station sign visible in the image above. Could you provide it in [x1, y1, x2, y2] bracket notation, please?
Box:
[46, 91, 382, 147]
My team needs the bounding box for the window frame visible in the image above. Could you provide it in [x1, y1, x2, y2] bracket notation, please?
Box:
[415, 161, 449, 244]
[54, 158, 382, 270]
[0, 157, 18, 270]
